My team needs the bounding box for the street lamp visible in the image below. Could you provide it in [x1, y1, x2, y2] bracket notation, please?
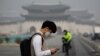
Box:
[91, 18, 95, 36]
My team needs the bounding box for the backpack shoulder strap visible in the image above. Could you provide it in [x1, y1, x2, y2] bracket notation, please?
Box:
[31, 33, 44, 44]
[30, 33, 44, 56]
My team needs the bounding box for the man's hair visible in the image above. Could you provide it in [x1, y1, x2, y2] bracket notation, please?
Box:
[63, 30, 68, 32]
[41, 20, 57, 33]
[63, 30, 68, 35]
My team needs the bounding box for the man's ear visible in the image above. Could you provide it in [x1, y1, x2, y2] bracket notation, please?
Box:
[45, 27, 49, 31]
[44, 27, 49, 32]
[45, 27, 49, 29]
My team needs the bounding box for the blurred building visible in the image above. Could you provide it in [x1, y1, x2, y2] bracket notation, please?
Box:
[0, 4, 94, 34]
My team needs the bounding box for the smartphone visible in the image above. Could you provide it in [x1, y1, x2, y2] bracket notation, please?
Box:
[56, 48, 60, 51]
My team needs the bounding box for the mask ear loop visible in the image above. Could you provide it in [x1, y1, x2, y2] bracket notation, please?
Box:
[48, 28, 52, 33]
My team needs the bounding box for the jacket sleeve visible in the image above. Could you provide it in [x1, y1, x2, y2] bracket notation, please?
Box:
[32, 35, 51, 56]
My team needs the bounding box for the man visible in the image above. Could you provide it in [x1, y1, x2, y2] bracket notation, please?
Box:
[62, 30, 72, 56]
[31, 20, 57, 56]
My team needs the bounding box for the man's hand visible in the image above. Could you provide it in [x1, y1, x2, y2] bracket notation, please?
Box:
[50, 48, 57, 55]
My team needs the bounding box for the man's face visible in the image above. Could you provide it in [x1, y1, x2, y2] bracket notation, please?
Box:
[64, 31, 67, 35]
[44, 27, 51, 37]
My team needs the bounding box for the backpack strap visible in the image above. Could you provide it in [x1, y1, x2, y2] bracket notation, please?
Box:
[30, 33, 44, 56]
[31, 33, 44, 45]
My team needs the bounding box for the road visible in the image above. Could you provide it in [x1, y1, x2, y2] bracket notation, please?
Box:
[0, 34, 96, 56]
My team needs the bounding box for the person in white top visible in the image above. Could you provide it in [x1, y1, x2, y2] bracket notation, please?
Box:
[31, 20, 57, 56]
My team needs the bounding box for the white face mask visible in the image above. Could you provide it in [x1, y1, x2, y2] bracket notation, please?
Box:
[45, 32, 50, 37]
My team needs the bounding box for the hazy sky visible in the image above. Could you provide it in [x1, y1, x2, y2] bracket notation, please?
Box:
[0, 0, 100, 22]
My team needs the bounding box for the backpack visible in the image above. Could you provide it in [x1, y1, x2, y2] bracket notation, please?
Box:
[20, 33, 44, 56]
